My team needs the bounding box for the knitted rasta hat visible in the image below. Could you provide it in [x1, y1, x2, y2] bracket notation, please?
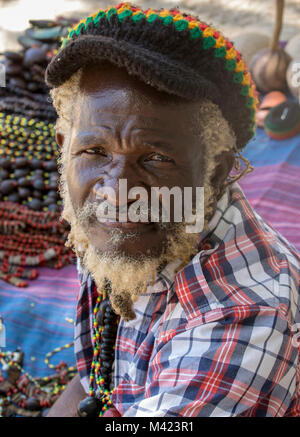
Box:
[45, 2, 259, 150]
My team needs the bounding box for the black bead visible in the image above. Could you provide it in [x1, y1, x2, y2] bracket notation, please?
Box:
[96, 299, 110, 326]
[47, 189, 58, 200]
[101, 360, 112, 369]
[100, 352, 115, 362]
[30, 158, 43, 169]
[7, 193, 20, 202]
[77, 396, 102, 417]
[103, 314, 117, 323]
[18, 187, 31, 199]
[100, 338, 115, 347]
[0, 169, 9, 181]
[14, 168, 29, 178]
[47, 179, 57, 190]
[0, 158, 11, 169]
[100, 345, 114, 354]
[44, 160, 57, 172]
[100, 368, 110, 378]
[102, 326, 117, 339]
[26, 397, 41, 411]
[32, 169, 44, 177]
[14, 157, 28, 168]
[49, 172, 59, 181]
[27, 198, 42, 211]
[47, 203, 58, 212]
[1, 180, 16, 195]
[43, 196, 55, 206]
[32, 189, 43, 199]
[32, 179, 45, 191]
[18, 177, 31, 187]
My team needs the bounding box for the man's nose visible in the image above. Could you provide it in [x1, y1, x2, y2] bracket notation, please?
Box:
[92, 156, 143, 207]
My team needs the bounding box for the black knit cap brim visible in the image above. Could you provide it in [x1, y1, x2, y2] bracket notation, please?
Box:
[45, 7, 257, 150]
[45, 35, 220, 103]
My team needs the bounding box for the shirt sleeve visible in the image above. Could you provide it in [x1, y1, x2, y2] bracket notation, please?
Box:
[119, 305, 297, 417]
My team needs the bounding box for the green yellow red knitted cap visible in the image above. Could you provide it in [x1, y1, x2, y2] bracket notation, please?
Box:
[45, 2, 258, 150]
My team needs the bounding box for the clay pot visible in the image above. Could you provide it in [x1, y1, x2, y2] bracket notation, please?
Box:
[250, 47, 291, 93]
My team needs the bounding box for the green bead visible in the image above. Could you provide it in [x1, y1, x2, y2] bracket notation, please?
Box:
[84, 16, 93, 30]
[75, 22, 84, 36]
[118, 9, 132, 22]
[106, 8, 117, 21]
[246, 96, 254, 108]
[174, 19, 188, 31]
[240, 84, 250, 96]
[214, 46, 226, 58]
[94, 11, 106, 26]
[161, 16, 173, 25]
[190, 26, 203, 39]
[225, 58, 237, 71]
[233, 71, 244, 84]
[147, 13, 159, 24]
[203, 36, 216, 49]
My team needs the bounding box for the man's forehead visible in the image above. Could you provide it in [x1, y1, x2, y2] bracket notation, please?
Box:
[79, 62, 190, 106]
[73, 64, 209, 136]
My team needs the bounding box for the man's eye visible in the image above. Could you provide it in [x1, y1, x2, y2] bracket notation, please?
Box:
[144, 153, 173, 163]
[82, 147, 107, 156]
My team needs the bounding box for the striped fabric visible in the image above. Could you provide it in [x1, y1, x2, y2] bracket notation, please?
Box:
[240, 127, 300, 253]
[75, 182, 300, 417]
[0, 265, 78, 377]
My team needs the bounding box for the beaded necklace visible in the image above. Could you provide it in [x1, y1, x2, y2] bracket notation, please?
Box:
[0, 340, 76, 417]
[0, 200, 74, 286]
[77, 288, 120, 417]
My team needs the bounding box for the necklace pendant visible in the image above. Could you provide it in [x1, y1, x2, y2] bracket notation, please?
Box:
[77, 396, 102, 417]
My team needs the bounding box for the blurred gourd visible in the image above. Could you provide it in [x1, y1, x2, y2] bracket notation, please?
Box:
[232, 31, 270, 67]
[250, 0, 291, 93]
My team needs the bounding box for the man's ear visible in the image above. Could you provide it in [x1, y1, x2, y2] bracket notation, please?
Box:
[56, 132, 65, 149]
[211, 150, 235, 196]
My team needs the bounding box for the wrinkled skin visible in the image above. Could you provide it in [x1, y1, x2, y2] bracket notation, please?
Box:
[56, 62, 233, 259]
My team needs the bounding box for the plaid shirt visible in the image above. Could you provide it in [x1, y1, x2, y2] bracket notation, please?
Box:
[74, 183, 300, 417]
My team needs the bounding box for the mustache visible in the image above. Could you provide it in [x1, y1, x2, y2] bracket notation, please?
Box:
[76, 200, 175, 231]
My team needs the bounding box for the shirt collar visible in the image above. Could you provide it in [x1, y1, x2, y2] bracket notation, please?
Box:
[173, 183, 245, 321]
[144, 186, 231, 296]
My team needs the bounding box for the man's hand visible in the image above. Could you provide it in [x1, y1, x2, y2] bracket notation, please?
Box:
[46, 373, 87, 417]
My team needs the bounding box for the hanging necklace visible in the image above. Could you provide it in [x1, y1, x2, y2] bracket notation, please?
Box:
[77, 288, 120, 417]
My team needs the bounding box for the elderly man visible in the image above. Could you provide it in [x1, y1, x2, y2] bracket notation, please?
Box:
[45, 3, 300, 417]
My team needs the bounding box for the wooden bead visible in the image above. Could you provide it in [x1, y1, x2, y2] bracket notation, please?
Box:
[26, 397, 41, 411]
[77, 396, 102, 417]
[1, 180, 16, 195]
[14, 157, 28, 168]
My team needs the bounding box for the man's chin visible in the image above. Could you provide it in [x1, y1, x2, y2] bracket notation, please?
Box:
[84, 221, 167, 259]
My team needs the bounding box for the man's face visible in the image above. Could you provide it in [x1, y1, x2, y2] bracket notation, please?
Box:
[63, 63, 207, 259]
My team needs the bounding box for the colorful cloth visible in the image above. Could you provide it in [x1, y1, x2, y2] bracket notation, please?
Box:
[0, 265, 78, 377]
[240, 127, 300, 253]
[75, 182, 300, 416]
